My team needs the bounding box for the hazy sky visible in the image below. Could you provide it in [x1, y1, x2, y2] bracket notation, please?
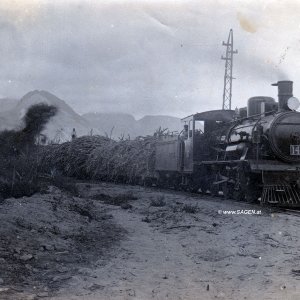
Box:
[1, 0, 300, 118]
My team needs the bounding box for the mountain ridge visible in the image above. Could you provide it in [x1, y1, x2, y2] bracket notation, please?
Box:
[0, 90, 183, 142]
[83, 112, 182, 139]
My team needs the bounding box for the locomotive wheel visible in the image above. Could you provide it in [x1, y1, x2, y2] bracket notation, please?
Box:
[173, 183, 181, 191]
[200, 181, 209, 194]
[245, 192, 257, 203]
[235, 165, 253, 201]
[223, 172, 259, 203]
[198, 176, 209, 194]
[143, 177, 153, 187]
[156, 172, 167, 188]
[188, 181, 200, 193]
[210, 183, 219, 197]
[189, 186, 200, 193]
[233, 187, 245, 201]
[244, 187, 256, 203]
[222, 182, 233, 199]
[244, 175, 260, 203]
[221, 179, 245, 200]
[179, 176, 189, 192]
[171, 176, 182, 190]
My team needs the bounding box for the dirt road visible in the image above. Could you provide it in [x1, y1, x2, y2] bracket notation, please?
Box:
[54, 183, 300, 300]
[1, 182, 299, 300]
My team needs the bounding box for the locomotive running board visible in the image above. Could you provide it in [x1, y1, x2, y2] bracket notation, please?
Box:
[261, 185, 300, 207]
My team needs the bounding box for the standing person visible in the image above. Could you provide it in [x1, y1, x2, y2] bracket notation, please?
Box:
[71, 128, 77, 140]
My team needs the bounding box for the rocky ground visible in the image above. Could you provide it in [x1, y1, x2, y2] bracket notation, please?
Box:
[0, 185, 125, 300]
[0, 182, 299, 300]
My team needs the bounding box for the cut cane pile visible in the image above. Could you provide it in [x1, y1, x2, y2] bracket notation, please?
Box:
[40, 135, 158, 182]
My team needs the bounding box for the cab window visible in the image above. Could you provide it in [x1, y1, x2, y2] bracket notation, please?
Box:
[195, 121, 204, 135]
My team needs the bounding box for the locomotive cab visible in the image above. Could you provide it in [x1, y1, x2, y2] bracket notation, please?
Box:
[154, 109, 235, 190]
[181, 110, 236, 173]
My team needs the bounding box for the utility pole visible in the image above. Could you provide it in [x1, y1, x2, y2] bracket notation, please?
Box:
[221, 29, 238, 110]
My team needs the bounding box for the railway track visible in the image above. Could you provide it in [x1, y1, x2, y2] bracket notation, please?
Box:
[146, 183, 300, 216]
[78, 179, 300, 215]
[279, 208, 300, 217]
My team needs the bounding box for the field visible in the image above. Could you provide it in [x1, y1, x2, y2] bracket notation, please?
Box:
[0, 181, 299, 300]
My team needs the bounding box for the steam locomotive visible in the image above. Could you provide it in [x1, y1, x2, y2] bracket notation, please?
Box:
[154, 81, 300, 207]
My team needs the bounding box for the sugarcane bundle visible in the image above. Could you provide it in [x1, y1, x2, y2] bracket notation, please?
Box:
[39, 132, 167, 182]
[86, 136, 157, 181]
[40, 135, 111, 178]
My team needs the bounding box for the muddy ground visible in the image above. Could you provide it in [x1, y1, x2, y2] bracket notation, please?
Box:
[0, 182, 299, 300]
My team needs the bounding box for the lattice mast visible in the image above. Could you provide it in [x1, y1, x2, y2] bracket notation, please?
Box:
[221, 29, 238, 110]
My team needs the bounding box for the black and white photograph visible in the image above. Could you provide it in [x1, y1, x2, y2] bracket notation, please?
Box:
[0, 0, 299, 299]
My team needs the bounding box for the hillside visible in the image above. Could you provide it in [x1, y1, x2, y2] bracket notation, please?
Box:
[137, 115, 182, 136]
[83, 113, 182, 139]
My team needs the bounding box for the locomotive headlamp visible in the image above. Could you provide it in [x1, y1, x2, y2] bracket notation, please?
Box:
[287, 97, 300, 111]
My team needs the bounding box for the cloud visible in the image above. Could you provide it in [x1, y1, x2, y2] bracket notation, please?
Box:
[0, 0, 298, 118]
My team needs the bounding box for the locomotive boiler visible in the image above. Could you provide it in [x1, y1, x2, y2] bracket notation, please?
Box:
[154, 81, 300, 207]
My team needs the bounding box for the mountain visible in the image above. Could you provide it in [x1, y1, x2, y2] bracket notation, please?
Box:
[0, 90, 94, 143]
[83, 112, 182, 139]
[0, 90, 183, 142]
[83, 113, 136, 139]
[137, 115, 182, 136]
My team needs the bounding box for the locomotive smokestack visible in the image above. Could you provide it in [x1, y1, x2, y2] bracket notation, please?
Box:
[271, 80, 293, 111]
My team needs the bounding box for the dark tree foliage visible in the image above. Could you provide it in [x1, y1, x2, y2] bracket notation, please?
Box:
[0, 103, 57, 199]
[0, 103, 57, 156]
[22, 103, 57, 144]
